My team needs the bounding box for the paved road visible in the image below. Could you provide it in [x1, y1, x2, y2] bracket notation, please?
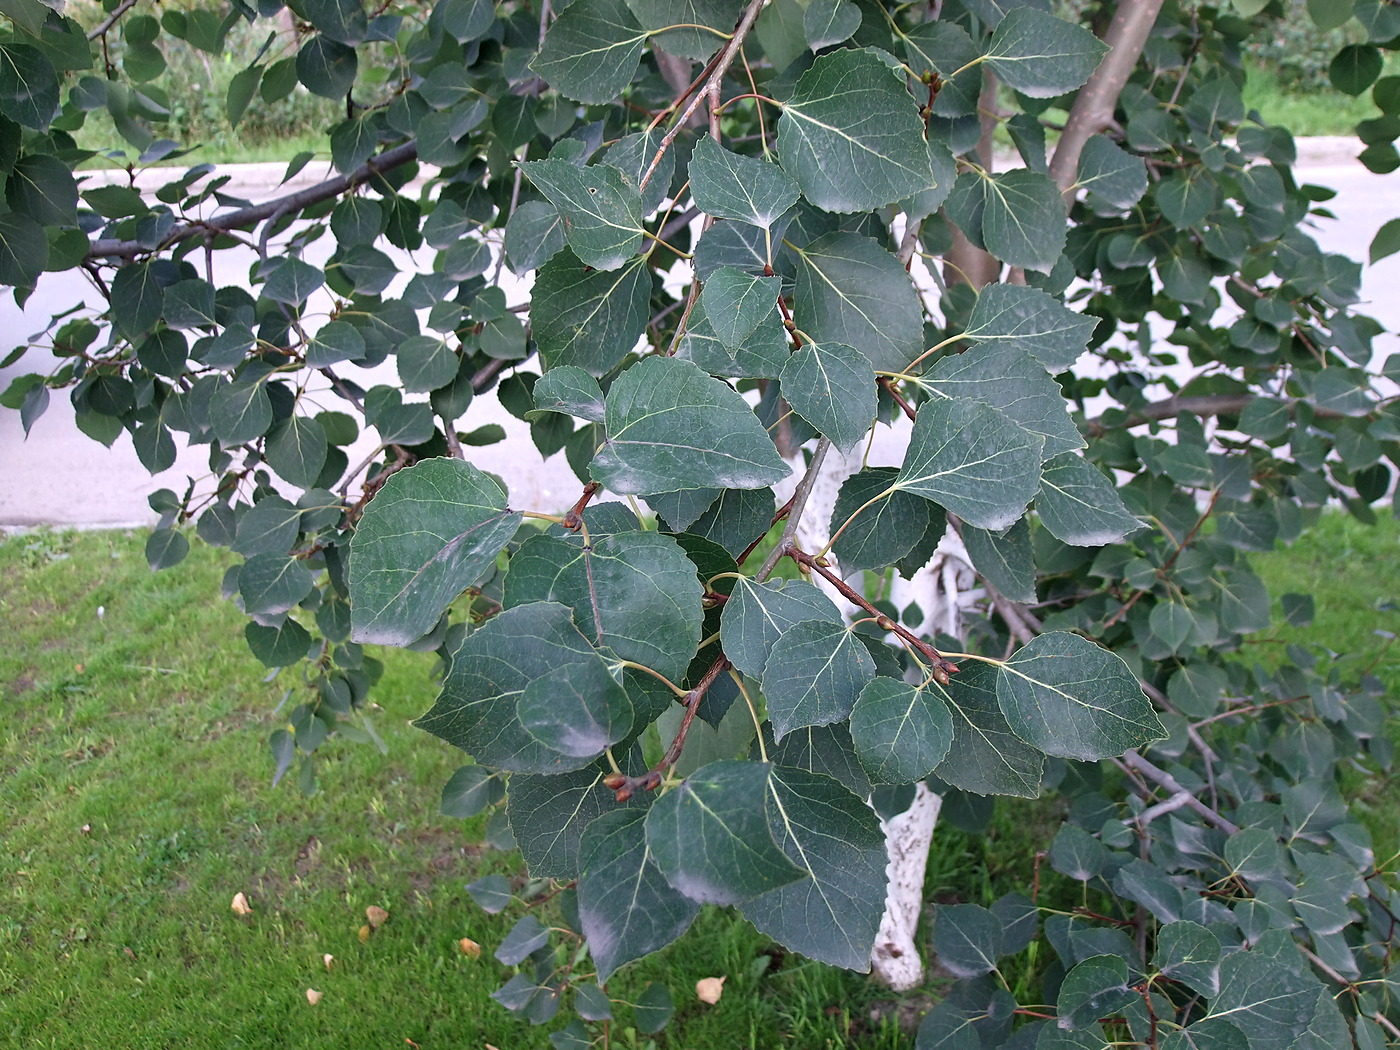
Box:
[2, 142, 1398, 528]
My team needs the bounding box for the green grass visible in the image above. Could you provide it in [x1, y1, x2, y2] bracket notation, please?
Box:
[1242, 59, 1383, 138]
[0, 529, 918, 1049]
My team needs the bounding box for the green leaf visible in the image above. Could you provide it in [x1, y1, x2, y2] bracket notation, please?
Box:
[226, 64, 260, 126]
[762, 620, 876, 739]
[1050, 823, 1109, 881]
[0, 211, 46, 287]
[1036, 453, 1143, 547]
[533, 251, 651, 376]
[246, 619, 312, 669]
[519, 158, 644, 271]
[419, 604, 615, 775]
[962, 518, 1035, 604]
[719, 577, 842, 679]
[239, 552, 315, 617]
[0, 44, 58, 130]
[1152, 920, 1221, 998]
[1369, 216, 1400, 263]
[980, 169, 1067, 274]
[579, 809, 700, 982]
[922, 346, 1084, 461]
[329, 115, 377, 174]
[208, 380, 273, 446]
[849, 677, 954, 784]
[995, 631, 1165, 761]
[776, 48, 933, 213]
[633, 982, 674, 1033]
[683, 486, 776, 558]
[508, 758, 645, 877]
[504, 200, 566, 274]
[348, 459, 522, 646]
[779, 341, 876, 452]
[701, 268, 780, 350]
[645, 760, 806, 905]
[6, 153, 77, 227]
[689, 134, 800, 228]
[793, 233, 924, 372]
[531, 366, 605, 422]
[827, 467, 927, 572]
[1058, 955, 1137, 1030]
[532, 0, 647, 104]
[804, 0, 861, 49]
[303, 0, 367, 45]
[397, 335, 458, 393]
[504, 530, 703, 682]
[439, 765, 503, 818]
[741, 766, 887, 969]
[1209, 949, 1331, 1049]
[296, 35, 357, 99]
[517, 659, 634, 760]
[146, 528, 190, 571]
[901, 21, 982, 117]
[1077, 135, 1148, 210]
[109, 261, 166, 339]
[1331, 44, 1383, 95]
[759, 722, 871, 799]
[962, 283, 1097, 373]
[625, 0, 744, 60]
[984, 9, 1108, 98]
[591, 357, 792, 495]
[265, 415, 329, 489]
[894, 396, 1044, 532]
[929, 658, 1041, 795]
[931, 903, 1003, 978]
[263, 257, 325, 305]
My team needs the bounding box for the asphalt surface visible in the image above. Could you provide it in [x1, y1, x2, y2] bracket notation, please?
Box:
[2, 138, 1397, 529]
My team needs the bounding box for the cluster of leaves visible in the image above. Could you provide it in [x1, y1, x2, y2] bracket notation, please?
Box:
[3, 0, 1400, 1044]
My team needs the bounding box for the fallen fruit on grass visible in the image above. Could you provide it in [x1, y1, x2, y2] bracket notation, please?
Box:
[459, 938, 481, 957]
[358, 925, 371, 942]
[231, 892, 252, 915]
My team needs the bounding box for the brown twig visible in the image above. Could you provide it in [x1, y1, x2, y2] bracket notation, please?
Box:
[877, 376, 918, 422]
[1118, 751, 1240, 834]
[754, 437, 831, 580]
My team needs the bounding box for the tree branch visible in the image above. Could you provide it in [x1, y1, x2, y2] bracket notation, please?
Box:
[754, 436, 831, 581]
[1048, 0, 1166, 199]
[86, 141, 420, 261]
[1118, 750, 1240, 834]
[1086, 394, 1353, 433]
[88, 0, 139, 41]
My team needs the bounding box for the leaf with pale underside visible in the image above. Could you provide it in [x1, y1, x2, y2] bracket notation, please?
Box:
[519, 158, 644, 271]
[995, 632, 1165, 761]
[349, 459, 521, 646]
[1036, 452, 1143, 547]
[893, 396, 1044, 532]
[933, 903, 1004, 979]
[741, 766, 887, 970]
[719, 577, 842, 680]
[930, 661, 1044, 797]
[591, 357, 792, 494]
[921, 344, 1085, 460]
[984, 9, 1108, 98]
[779, 341, 876, 451]
[793, 232, 924, 372]
[689, 134, 800, 229]
[776, 48, 933, 213]
[849, 677, 954, 784]
[762, 620, 875, 740]
[579, 809, 700, 982]
[645, 760, 806, 906]
[961, 283, 1098, 373]
[531, 0, 648, 103]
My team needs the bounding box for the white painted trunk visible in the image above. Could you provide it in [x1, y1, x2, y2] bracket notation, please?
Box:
[871, 782, 943, 989]
[775, 432, 982, 986]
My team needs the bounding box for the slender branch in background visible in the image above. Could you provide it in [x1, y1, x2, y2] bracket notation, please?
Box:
[877, 376, 918, 421]
[754, 437, 832, 581]
[1118, 751, 1240, 834]
[1087, 394, 1353, 433]
[88, 0, 139, 41]
[638, 0, 768, 191]
[1048, 0, 1167, 197]
[87, 142, 420, 260]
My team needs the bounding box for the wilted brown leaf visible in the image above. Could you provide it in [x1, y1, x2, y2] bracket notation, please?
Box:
[366, 905, 389, 928]
[358, 924, 371, 942]
[323, 953, 335, 970]
[458, 937, 481, 958]
[231, 892, 252, 916]
[696, 976, 726, 1004]
[306, 988, 323, 1005]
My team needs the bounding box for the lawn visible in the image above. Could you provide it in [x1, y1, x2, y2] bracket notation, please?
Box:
[2, 515, 1395, 1047]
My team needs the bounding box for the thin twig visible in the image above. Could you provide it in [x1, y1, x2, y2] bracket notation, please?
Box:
[1119, 751, 1240, 834]
[754, 437, 831, 581]
[88, 0, 139, 41]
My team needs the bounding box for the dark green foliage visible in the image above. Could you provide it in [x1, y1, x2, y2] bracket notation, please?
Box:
[6, 0, 1400, 1045]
